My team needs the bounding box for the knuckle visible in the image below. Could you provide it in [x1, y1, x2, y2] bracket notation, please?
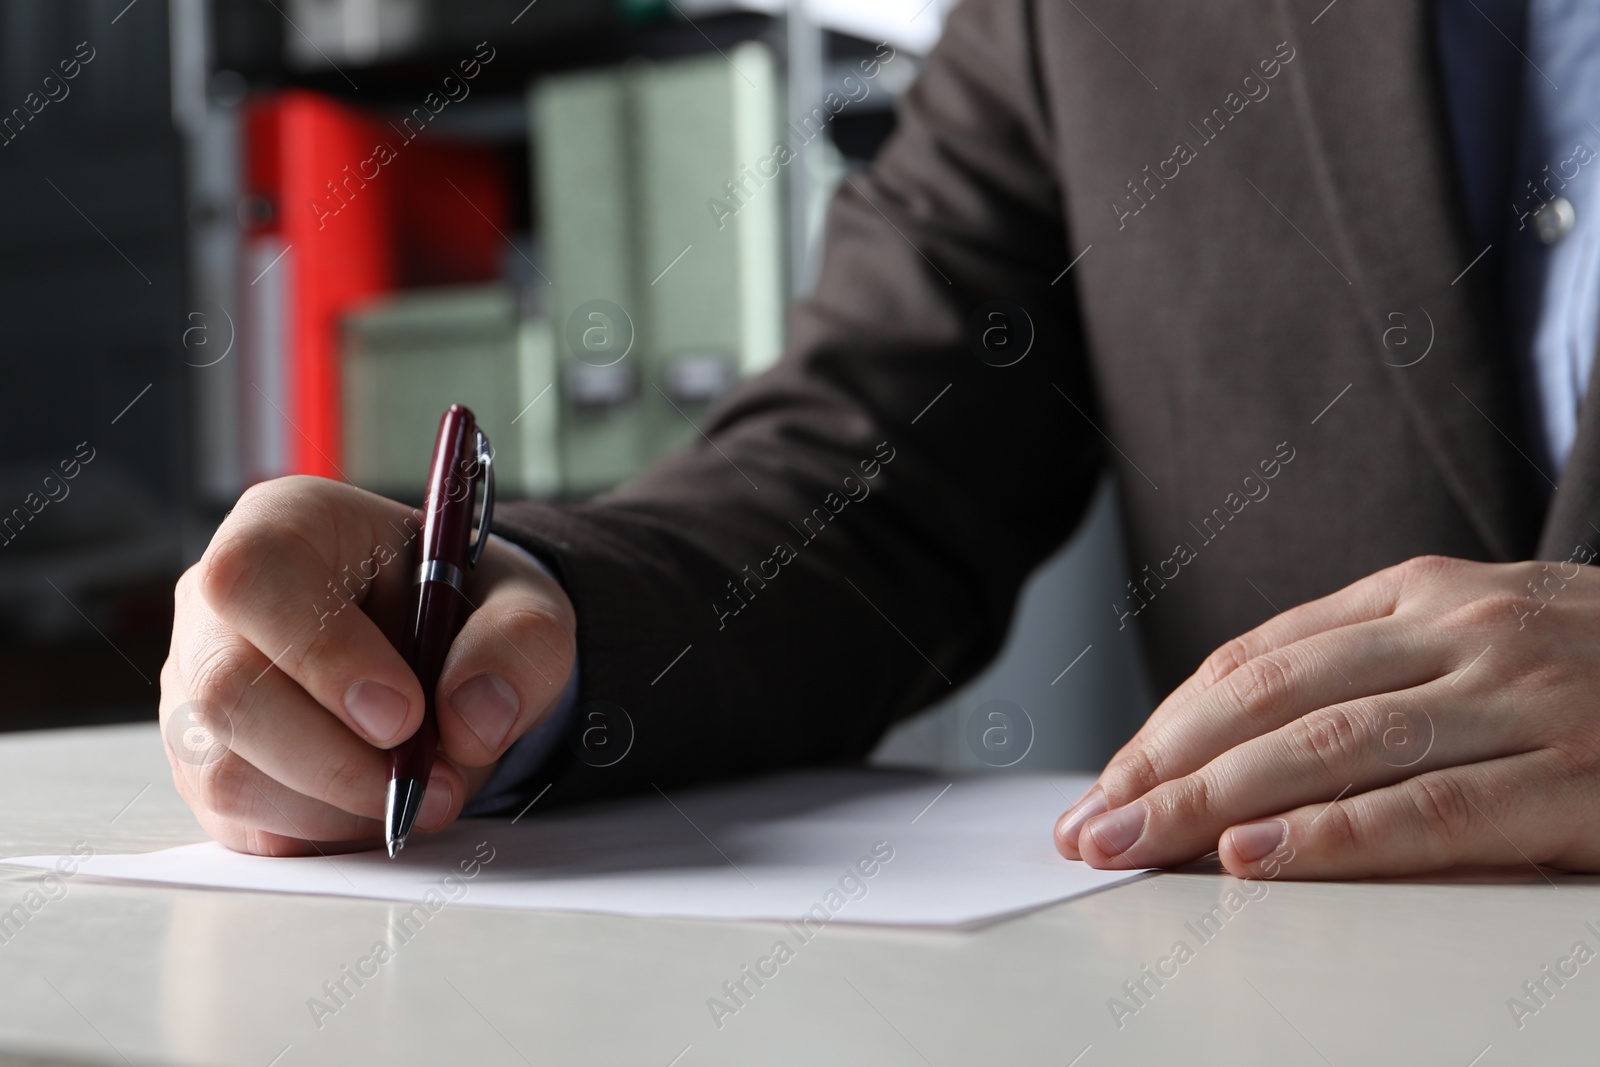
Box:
[1393, 554, 1456, 584]
[187, 806, 255, 854]
[192, 751, 255, 821]
[281, 609, 345, 677]
[1510, 559, 1546, 586]
[1403, 773, 1474, 845]
[1197, 636, 1257, 689]
[198, 523, 277, 614]
[1314, 797, 1363, 856]
[495, 606, 577, 673]
[1541, 746, 1591, 785]
[1512, 559, 1574, 597]
[1104, 744, 1166, 802]
[1223, 651, 1296, 718]
[311, 750, 379, 815]
[1160, 771, 1217, 826]
[185, 638, 255, 716]
[199, 480, 333, 615]
[240, 824, 294, 857]
[170, 569, 211, 666]
[1459, 592, 1525, 630]
[234, 474, 325, 516]
[499, 604, 567, 645]
[1545, 717, 1600, 772]
[235, 825, 274, 857]
[230, 478, 275, 514]
[1286, 703, 1367, 776]
[1513, 648, 1574, 694]
[174, 562, 203, 606]
[159, 653, 178, 695]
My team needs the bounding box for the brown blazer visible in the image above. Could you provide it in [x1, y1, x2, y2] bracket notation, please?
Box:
[493, 0, 1578, 805]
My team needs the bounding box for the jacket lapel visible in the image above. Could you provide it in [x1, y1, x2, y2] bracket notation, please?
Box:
[1277, 0, 1543, 560]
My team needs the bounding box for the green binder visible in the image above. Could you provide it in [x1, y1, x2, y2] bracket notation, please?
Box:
[341, 284, 561, 501]
[534, 68, 643, 496]
[534, 41, 784, 497]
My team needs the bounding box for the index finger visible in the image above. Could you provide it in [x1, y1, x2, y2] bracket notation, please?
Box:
[198, 478, 425, 748]
[1056, 559, 1411, 856]
[1157, 559, 1413, 727]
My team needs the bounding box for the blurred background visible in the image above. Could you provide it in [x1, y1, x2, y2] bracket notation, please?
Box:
[0, 0, 1149, 771]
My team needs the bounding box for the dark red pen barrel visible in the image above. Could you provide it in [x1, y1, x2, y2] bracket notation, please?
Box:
[419, 405, 479, 568]
[387, 404, 485, 788]
[388, 579, 467, 782]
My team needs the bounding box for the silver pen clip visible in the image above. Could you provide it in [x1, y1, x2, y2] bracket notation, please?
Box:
[469, 427, 494, 568]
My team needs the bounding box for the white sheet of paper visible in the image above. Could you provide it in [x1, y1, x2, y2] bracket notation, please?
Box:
[5, 770, 1144, 927]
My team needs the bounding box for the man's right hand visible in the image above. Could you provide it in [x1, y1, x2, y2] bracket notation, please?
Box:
[159, 476, 577, 856]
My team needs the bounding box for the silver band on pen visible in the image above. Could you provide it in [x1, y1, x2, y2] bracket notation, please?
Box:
[414, 558, 465, 593]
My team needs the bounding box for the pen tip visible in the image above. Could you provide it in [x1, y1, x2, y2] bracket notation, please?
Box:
[385, 777, 424, 860]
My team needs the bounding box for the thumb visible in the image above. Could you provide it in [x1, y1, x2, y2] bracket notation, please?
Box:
[435, 535, 577, 767]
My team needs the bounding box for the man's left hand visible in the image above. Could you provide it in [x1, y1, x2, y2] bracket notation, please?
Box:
[1054, 555, 1600, 878]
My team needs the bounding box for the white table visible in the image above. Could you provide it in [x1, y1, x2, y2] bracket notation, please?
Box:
[0, 723, 1595, 1066]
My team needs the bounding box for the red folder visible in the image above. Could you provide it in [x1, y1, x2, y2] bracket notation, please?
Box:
[240, 91, 510, 482]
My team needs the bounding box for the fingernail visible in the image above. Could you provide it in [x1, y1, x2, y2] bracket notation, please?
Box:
[1056, 787, 1108, 852]
[417, 774, 453, 832]
[450, 674, 520, 753]
[1228, 819, 1287, 865]
[344, 680, 409, 745]
[1086, 801, 1148, 858]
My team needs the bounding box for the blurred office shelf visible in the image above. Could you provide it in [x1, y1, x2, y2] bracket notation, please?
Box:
[214, 0, 775, 94]
[189, 0, 913, 503]
[213, 0, 941, 88]
[679, 0, 957, 54]
[0, 0, 930, 729]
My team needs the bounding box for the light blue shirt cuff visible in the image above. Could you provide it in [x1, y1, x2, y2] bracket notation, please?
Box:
[460, 538, 579, 817]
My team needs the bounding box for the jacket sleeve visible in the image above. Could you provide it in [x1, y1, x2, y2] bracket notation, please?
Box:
[492, 0, 1104, 804]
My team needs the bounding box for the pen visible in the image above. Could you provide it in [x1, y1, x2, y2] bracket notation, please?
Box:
[386, 404, 495, 857]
